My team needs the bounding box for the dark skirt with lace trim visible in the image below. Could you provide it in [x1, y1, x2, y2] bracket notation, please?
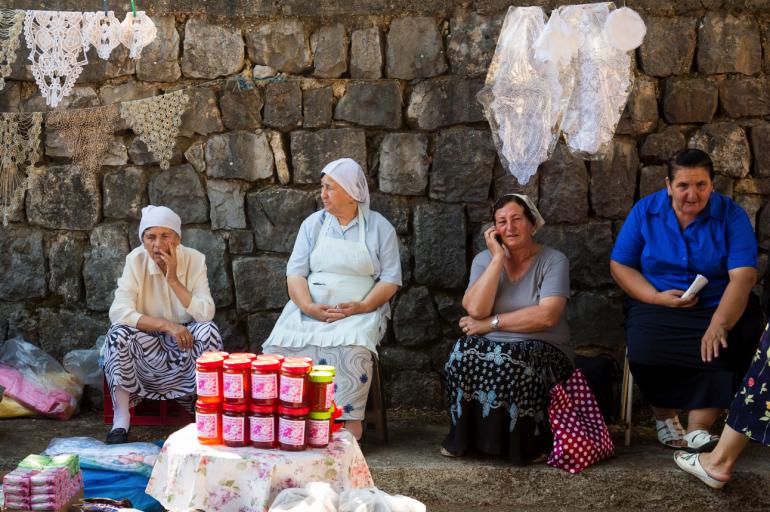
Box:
[442, 335, 573, 465]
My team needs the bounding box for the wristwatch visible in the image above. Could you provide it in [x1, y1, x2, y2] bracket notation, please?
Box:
[490, 314, 500, 331]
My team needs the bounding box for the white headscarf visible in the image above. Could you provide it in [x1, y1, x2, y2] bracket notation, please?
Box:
[320, 158, 370, 207]
[499, 193, 546, 234]
[138, 205, 182, 240]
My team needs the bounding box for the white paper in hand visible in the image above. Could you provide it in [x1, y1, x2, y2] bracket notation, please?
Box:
[681, 274, 708, 301]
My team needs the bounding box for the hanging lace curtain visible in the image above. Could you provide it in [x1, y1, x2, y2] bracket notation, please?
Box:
[477, 6, 575, 185]
[24, 10, 90, 108]
[0, 112, 43, 225]
[557, 2, 634, 159]
[0, 9, 25, 90]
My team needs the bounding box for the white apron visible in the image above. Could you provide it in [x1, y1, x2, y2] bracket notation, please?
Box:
[264, 209, 385, 353]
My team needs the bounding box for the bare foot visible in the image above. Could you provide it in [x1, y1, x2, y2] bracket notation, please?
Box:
[698, 452, 732, 482]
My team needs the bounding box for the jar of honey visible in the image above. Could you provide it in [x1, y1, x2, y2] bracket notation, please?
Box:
[278, 406, 308, 451]
[222, 403, 248, 447]
[195, 399, 222, 445]
[312, 365, 336, 407]
[279, 361, 311, 408]
[249, 404, 277, 449]
[195, 354, 224, 404]
[223, 358, 251, 406]
[251, 359, 280, 406]
[307, 410, 332, 448]
[309, 371, 333, 412]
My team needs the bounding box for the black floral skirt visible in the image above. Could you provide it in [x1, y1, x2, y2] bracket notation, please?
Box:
[442, 335, 573, 465]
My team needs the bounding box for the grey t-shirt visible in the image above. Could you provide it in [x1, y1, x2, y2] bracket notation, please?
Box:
[468, 246, 573, 359]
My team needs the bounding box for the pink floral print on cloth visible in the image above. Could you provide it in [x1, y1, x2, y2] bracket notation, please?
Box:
[547, 368, 614, 474]
[146, 424, 373, 512]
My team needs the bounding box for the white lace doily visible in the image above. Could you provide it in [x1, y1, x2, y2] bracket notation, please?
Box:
[119, 11, 156, 59]
[24, 10, 90, 108]
[558, 2, 634, 159]
[478, 6, 573, 185]
[83, 11, 122, 60]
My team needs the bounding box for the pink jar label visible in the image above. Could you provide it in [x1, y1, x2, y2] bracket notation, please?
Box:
[280, 375, 304, 403]
[308, 419, 330, 445]
[325, 382, 334, 409]
[252, 373, 277, 400]
[278, 417, 306, 446]
[250, 415, 275, 443]
[196, 370, 219, 397]
[223, 415, 246, 442]
[223, 373, 244, 399]
[196, 411, 218, 439]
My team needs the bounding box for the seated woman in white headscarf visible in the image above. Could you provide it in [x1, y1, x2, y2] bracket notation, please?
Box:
[102, 205, 222, 444]
[263, 158, 402, 440]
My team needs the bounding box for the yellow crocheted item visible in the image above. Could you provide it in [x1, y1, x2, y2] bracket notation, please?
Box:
[0, 112, 43, 225]
[120, 89, 189, 170]
[46, 104, 121, 176]
[0, 9, 24, 91]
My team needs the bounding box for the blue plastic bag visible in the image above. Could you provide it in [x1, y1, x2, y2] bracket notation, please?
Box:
[82, 467, 162, 512]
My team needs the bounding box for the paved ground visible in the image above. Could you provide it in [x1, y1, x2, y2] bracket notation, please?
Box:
[1, 409, 769, 511]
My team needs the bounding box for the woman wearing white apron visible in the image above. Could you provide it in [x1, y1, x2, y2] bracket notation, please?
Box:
[263, 158, 402, 440]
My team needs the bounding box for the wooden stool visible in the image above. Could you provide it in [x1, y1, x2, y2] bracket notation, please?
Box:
[364, 356, 388, 444]
[620, 349, 634, 447]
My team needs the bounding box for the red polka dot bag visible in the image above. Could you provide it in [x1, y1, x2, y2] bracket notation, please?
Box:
[546, 368, 615, 473]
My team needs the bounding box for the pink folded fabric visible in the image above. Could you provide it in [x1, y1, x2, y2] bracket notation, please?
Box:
[0, 365, 75, 419]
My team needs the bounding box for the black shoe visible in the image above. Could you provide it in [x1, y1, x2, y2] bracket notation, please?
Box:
[105, 428, 129, 444]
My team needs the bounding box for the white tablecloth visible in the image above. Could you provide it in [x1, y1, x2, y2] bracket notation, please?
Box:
[146, 424, 373, 512]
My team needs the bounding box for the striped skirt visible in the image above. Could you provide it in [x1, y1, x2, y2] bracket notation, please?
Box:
[102, 321, 222, 409]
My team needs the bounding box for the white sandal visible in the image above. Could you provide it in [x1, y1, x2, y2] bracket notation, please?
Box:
[674, 451, 726, 489]
[656, 416, 687, 449]
[683, 429, 719, 453]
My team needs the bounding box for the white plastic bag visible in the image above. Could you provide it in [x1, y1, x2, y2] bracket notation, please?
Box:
[339, 488, 426, 512]
[64, 347, 103, 408]
[269, 482, 339, 512]
[0, 337, 83, 419]
[44, 437, 160, 476]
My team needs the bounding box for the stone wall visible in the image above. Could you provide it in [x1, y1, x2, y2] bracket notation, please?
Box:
[1, 1, 769, 408]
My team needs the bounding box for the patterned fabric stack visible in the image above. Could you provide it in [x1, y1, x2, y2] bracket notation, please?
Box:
[2, 454, 84, 511]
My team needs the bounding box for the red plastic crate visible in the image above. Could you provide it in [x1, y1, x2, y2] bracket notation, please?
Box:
[103, 377, 194, 426]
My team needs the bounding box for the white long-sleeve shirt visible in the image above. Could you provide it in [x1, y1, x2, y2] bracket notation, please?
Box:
[109, 245, 215, 327]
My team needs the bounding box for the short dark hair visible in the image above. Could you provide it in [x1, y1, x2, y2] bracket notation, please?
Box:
[492, 194, 536, 226]
[668, 149, 714, 180]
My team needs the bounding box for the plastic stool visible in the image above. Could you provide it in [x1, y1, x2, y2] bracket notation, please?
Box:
[364, 356, 388, 444]
[103, 377, 194, 426]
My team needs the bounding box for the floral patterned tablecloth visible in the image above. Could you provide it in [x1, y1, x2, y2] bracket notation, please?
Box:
[146, 424, 373, 512]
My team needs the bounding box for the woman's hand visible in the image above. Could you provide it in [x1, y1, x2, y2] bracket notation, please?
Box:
[303, 303, 346, 323]
[701, 323, 728, 363]
[483, 226, 506, 260]
[459, 315, 492, 336]
[159, 245, 179, 283]
[336, 301, 370, 317]
[653, 289, 698, 308]
[166, 322, 193, 350]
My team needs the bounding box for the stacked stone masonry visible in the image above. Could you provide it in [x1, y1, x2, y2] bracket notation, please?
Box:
[1, 1, 770, 408]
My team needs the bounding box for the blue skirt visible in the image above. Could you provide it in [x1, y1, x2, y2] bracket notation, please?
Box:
[624, 295, 762, 410]
[727, 323, 770, 445]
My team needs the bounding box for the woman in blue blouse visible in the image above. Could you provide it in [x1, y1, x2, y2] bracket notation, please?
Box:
[610, 149, 763, 452]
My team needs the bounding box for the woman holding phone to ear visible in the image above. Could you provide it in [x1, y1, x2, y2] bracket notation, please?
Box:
[442, 194, 573, 464]
[610, 149, 763, 453]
